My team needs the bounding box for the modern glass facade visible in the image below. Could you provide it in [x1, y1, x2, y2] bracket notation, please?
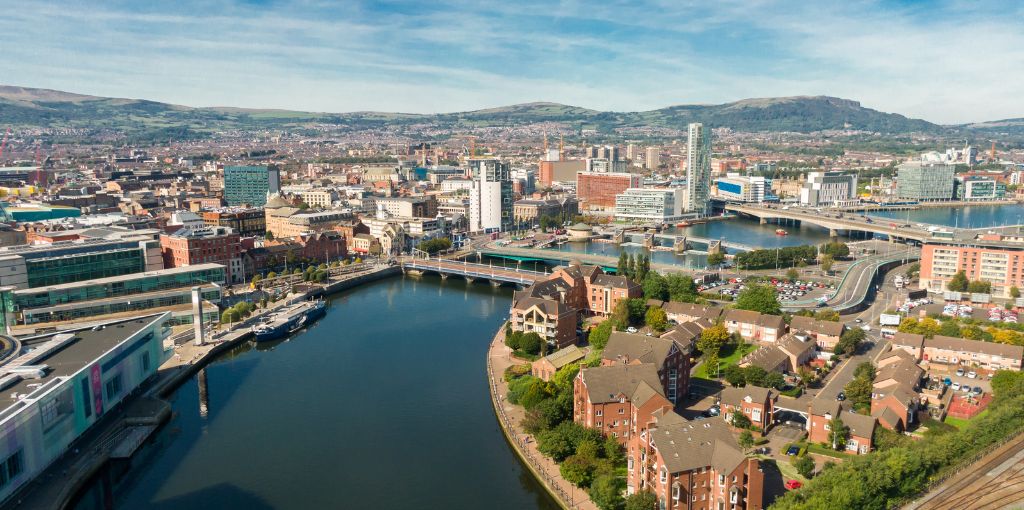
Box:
[896, 162, 955, 201]
[25, 246, 149, 288]
[13, 265, 226, 309]
[224, 166, 281, 206]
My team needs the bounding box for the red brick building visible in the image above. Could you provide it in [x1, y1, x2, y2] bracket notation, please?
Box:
[719, 386, 775, 434]
[160, 225, 242, 283]
[576, 172, 642, 210]
[807, 399, 876, 455]
[510, 261, 641, 349]
[601, 330, 694, 406]
[573, 363, 673, 444]
[627, 411, 764, 509]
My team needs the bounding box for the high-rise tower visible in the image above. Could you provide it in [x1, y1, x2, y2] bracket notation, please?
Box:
[684, 123, 711, 215]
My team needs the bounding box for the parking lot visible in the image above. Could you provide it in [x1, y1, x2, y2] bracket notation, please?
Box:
[701, 277, 835, 303]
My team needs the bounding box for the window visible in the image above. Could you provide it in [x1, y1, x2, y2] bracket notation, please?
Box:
[105, 374, 124, 400]
[0, 450, 23, 488]
[672, 483, 680, 500]
[80, 379, 91, 418]
[660, 467, 667, 484]
[596, 409, 603, 417]
[141, 351, 151, 372]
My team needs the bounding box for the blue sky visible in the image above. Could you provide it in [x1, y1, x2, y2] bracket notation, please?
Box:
[2, 0, 1023, 123]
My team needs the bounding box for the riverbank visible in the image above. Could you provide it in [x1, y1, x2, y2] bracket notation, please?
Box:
[486, 329, 598, 510]
[6, 264, 400, 510]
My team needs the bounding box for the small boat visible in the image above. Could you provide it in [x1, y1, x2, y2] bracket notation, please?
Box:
[676, 220, 693, 228]
[253, 320, 293, 342]
[775, 229, 788, 236]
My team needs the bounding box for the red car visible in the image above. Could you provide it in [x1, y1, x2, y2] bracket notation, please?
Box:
[785, 480, 803, 490]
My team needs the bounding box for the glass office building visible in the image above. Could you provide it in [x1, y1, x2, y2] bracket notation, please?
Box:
[896, 162, 955, 201]
[224, 165, 281, 206]
[0, 238, 163, 290]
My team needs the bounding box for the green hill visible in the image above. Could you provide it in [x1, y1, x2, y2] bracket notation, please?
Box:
[0, 85, 946, 137]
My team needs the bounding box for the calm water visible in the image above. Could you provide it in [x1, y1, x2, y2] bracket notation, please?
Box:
[71, 276, 560, 510]
[870, 203, 1024, 228]
[548, 216, 841, 268]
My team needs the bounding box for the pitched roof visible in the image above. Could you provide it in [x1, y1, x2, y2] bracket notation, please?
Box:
[661, 321, 703, 351]
[579, 363, 665, 404]
[719, 385, 774, 407]
[540, 345, 586, 370]
[741, 345, 789, 372]
[809, 397, 842, 416]
[841, 410, 876, 439]
[790, 315, 844, 337]
[872, 406, 904, 430]
[892, 331, 925, 349]
[723, 309, 785, 330]
[924, 335, 1024, 360]
[511, 296, 571, 316]
[778, 335, 816, 358]
[661, 302, 724, 321]
[650, 413, 747, 474]
[603, 332, 678, 366]
[592, 273, 637, 290]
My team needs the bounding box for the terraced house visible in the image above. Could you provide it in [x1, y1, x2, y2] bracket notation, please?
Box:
[573, 363, 673, 444]
[601, 330, 694, 405]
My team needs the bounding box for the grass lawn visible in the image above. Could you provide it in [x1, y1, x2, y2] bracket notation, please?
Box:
[756, 456, 807, 483]
[806, 443, 851, 458]
[696, 342, 758, 379]
[945, 409, 990, 429]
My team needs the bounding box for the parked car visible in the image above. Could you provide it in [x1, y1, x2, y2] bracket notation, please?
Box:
[961, 385, 972, 393]
[626, 327, 638, 333]
[785, 480, 803, 490]
[836, 391, 846, 401]
[967, 371, 978, 379]
[786, 446, 800, 456]
[955, 368, 965, 377]
[972, 387, 983, 396]
[952, 382, 961, 391]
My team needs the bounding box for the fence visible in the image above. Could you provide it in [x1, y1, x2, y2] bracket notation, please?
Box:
[486, 341, 583, 510]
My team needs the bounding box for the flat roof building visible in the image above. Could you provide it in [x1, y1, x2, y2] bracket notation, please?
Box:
[0, 236, 163, 290]
[224, 165, 281, 207]
[896, 161, 954, 201]
[0, 314, 171, 504]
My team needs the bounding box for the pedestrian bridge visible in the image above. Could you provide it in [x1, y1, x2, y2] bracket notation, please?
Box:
[400, 257, 548, 286]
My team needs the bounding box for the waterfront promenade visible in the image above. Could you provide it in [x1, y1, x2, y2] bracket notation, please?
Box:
[487, 330, 598, 510]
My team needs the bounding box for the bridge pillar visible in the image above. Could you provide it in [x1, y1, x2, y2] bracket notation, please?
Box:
[490, 280, 502, 287]
[439, 273, 449, 280]
[465, 277, 475, 284]
[829, 228, 839, 238]
[759, 217, 767, 225]
[707, 240, 723, 255]
[674, 236, 687, 253]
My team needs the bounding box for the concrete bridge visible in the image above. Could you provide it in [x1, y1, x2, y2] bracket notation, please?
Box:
[620, 231, 756, 253]
[724, 203, 935, 242]
[400, 257, 548, 286]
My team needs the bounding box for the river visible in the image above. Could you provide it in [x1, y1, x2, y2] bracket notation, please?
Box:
[70, 276, 560, 510]
[870, 203, 1024, 228]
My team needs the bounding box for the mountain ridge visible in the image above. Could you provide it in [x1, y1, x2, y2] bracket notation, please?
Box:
[0, 84, 954, 137]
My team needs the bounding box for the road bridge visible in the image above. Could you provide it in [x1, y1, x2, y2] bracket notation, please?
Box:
[400, 257, 548, 286]
[725, 203, 936, 242]
[620, 231, 756, 252]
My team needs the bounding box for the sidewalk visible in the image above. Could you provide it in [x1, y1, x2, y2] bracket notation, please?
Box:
[487, 331, 598, 510]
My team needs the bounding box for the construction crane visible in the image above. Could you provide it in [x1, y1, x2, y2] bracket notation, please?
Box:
[990, 141, 997, 162]
[0, 128, 9, 162]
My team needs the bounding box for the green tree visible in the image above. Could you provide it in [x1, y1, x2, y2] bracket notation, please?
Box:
[786, 268, 800, 281]
[1011, 286, 1021, 299]
[666, 273, 698, 302]
[735, 283, 782, 315]
[698, 324, 729, 377]
[821, 241, 850, 259]
[947, 271, 969, 292]
[742, 365, 768, 387]
[764, 371, 786, 390]
[624, 491, 658, 510]
[938, 320, 961, 337]
[519, 332, 544, 355]
[967, 280, 992, 294]
[267, 271, 277, 279]
[617, 252, 628, 276]
[707, 251, 726, 267]
[560, 454, 595, 487]
[828, 416, 849, 450]
[251, 275, 262, 287]
[724, 364, 746, 387]
[821, 254, 835, 274]
[265, 231, 275, 240]
[844, 374, 873, 410]
[589, 474, 624, 510]
[738, 430, 755, 453]
[626, 253, 636, 280]
[505, 331, 522, 350]
[221, 309, 238, 324]
[645, 307, 668, 333]
[794, 454, 816, 479]
[588, 321, 614, 350]
[642, 272, 669, 301]
[730, 409, 752, 429]
[835, 327, 866, 356]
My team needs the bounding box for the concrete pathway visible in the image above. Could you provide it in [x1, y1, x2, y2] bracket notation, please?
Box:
[487, 331, 598, 510]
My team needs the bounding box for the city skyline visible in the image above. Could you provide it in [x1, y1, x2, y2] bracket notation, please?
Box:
[3, 0, 1023, 125]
